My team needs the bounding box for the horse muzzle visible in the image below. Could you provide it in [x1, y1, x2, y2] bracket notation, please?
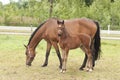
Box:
[26, 62, 32, 66]
[26, 57, 34, 66]
[58, 34, 62, 36]
[58, 30, 63, 36]
[26, 56, 35, 66]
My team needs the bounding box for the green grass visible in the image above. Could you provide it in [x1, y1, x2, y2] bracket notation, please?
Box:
[101, 33, 120, 37]
[0, 34, 120, 80]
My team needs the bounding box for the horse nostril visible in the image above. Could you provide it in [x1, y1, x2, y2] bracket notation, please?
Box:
[26, 64, 31, 66]
[58, 34, 62, 36]
[26, 63, 31, 66]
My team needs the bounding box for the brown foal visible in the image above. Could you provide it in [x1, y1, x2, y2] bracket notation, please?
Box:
[57, 20, 93, 73]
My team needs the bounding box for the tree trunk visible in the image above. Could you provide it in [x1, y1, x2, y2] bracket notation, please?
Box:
[49, 0, 53, 18]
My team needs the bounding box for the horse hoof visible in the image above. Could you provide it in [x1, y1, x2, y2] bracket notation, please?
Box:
[41, 64, 47, 67]
[79, 68, 84, 71]
[88, 69, 93, 72]
[59, 65, 62, 69]
[84, 67, 89, 72]
[60, 69, 66, 73]
[86, 68, 89, 71]
[60, 70, 63, 73]
[85, 68, 93, 72]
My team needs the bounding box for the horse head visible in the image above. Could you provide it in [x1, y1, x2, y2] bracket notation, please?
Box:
[24, 45, 35, 66]
[57, 20, 65, 36]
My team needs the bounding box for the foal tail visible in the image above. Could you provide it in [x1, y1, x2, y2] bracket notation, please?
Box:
[94, 21, 101, 60]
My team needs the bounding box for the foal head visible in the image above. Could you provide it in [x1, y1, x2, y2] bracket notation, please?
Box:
[24, 45, 35, 66]
[57, 20, 65, 36]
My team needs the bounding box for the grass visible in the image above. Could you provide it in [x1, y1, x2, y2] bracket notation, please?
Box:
[101, 33, 120, 37]
[0, 34, 120, 80]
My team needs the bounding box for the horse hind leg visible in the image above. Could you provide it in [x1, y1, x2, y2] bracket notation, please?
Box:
[91, 41, 95, 68]
[89, 39, 96, 66]
[85, 49, 93, 72]
[79, 54, 87, 70]
[42, 42, 52, 67]
[80, 45, 93, 72]
[79, 45, 88, 70]
[83, 36, 93, 72]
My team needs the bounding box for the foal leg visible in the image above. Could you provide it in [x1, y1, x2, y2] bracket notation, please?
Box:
[42, 42, 52, 67]
[52, 42, 62, 69]
[85, 49, 93, 72]
[60, 49, 69, 73]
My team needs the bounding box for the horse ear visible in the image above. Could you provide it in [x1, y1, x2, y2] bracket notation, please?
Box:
[24, 44, 27, 48]
[62, 20, 64, 24]
[57, 20, 59, 24]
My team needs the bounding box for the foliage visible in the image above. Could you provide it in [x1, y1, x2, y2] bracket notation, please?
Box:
[0, 0, 120, 30]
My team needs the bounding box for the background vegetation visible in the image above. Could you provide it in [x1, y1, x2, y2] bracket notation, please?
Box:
[0, 0, 120, 30]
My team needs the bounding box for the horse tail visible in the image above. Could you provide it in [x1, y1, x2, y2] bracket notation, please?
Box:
[93, 21, 101, 60]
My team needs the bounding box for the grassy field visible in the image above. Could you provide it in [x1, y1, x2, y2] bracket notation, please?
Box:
[0, 34, 120, 80]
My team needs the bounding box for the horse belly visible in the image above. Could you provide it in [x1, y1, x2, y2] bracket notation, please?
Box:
[68, 41, 80, 49]
[44, 29, 58, 42]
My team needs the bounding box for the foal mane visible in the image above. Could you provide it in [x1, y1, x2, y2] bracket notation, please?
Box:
[28, 21, 46, 45]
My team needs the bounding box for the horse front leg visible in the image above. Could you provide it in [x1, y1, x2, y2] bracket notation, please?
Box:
[42, 42, 52, 67]
[52, 42, 62, 69]
[60, 49, 69, 73]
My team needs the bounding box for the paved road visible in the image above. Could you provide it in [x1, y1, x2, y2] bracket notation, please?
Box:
[0, 26, 120, 40]
[0, 26, 120, 34]
[0, 26, 36, 35]
[0, 26, 36, 31]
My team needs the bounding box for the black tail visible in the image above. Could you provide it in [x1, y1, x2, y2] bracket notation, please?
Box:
[94, 21, 101, 60]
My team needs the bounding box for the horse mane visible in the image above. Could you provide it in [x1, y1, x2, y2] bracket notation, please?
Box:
[28, 21, 46, 45]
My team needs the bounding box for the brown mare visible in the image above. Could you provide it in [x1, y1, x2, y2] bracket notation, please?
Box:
[57, 20, 93, 72]
[24, 18, 101, 70]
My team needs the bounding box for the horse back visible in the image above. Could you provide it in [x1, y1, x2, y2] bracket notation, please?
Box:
[64, 18, 97, 39]
[42, 18, 59, 41]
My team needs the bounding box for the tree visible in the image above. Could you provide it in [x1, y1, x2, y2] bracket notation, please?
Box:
[49, 0, 53, 18]
[111, 0, 114, 2]
[85, 0, 93, 6]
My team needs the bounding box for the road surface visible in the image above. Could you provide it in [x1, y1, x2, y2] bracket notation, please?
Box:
[0, 26, 120, 40]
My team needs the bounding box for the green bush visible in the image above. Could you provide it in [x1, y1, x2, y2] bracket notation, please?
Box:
[0, 0, 120, 30]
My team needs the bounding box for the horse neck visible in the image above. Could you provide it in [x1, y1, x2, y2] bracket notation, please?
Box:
[28, 27, 45, 50]
[59, 29, 70, 41]
[59, 29, 81, 43]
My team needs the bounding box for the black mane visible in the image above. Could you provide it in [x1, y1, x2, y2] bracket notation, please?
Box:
[28, 21, 46, 45]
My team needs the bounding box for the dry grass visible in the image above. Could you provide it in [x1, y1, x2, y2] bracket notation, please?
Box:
[0, 35, 120, 80]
